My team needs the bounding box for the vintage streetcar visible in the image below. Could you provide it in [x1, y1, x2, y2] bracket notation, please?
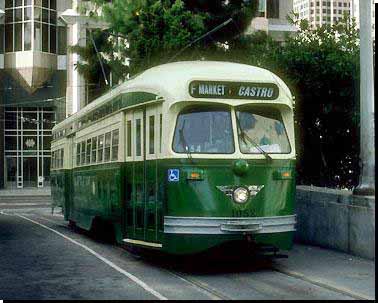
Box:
[51, 61, 296, 256]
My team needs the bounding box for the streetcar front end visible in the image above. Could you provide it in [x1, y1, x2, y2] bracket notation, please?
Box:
[162, 80, 296, 255]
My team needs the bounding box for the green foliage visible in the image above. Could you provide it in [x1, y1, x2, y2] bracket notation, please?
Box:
[224, 14, 360, 189]
[76, 0, 206, 77]
[73, 0, 257, 79]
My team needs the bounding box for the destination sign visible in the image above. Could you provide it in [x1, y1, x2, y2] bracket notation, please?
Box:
[189, 81, 279, 100]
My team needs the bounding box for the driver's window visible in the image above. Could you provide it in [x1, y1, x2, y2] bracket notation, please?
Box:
[172, 106, 234, 154]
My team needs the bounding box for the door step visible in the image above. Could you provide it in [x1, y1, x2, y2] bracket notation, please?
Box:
[122, 238, 162, 248]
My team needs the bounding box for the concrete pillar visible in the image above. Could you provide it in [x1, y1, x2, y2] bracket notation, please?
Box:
[65, 0, 87, 116]
[65, 23, 86, 116]
[354, 0, 375, 196]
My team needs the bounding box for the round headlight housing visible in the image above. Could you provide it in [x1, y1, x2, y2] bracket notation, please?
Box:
[233, 187, 250, 204]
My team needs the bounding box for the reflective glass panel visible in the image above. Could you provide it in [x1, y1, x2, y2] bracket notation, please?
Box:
[14, 23, 22, 51]
[24, 22, 32, 50]
[24, 7, 32, 21]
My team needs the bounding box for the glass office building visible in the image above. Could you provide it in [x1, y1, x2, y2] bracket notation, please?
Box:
[0, 0, 71, 189]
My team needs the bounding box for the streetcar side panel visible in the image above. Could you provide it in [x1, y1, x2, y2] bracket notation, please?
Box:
[69, 113, 123, 233]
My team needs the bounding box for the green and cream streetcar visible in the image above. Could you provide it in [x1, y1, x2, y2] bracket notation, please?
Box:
[51, 61, 296, 255]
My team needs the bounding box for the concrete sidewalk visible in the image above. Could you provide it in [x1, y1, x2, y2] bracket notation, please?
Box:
[0, 187, 51, 197]
[275, 244, 375, 300]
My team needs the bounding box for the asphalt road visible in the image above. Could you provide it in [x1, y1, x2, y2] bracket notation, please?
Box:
[0, 206, 374, 300]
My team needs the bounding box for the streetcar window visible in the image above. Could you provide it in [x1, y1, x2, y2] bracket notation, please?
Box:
[136, 119, 142, 157]
[127, 120, 132, 157]
[104, 132, 111, 162]
[98, 135, 104, 162]
[159, 114, 162, 154]
[81, 141, 86, 165]
[149, 115, 155, 155]
[76, 143, 81, 166]
[173, 107, 234, 154]
[236, 106, 291, 154]
[111, 129, 119, 161]
[92, 137, 97, 163]
[86, 139, 91, 164]
[60, 149, 64, 168]
[136, 208, 144, 228]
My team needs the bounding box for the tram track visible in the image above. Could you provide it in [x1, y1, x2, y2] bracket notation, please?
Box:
[271, 266, 373, 301]
[161, 269, 232, 300]
[9, 210, 372, 301]
[163, 266, 364, 300]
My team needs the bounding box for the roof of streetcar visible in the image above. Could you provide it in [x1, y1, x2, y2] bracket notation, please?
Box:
[53, 61, 293, 132]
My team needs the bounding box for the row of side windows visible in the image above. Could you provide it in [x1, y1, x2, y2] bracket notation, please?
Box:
[76, 129, 119, 167]
[51, 148, 64, 169]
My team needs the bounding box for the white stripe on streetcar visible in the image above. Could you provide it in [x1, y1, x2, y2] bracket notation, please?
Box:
[16, 214, 168, 300]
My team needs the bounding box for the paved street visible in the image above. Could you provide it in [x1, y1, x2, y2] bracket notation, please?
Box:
[0, 204, 375, 300]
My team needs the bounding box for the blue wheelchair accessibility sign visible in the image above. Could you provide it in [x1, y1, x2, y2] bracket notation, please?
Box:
[168, 169, 180, 182]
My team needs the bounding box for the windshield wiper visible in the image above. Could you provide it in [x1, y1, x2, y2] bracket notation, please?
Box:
[179, 120, 194, 163]
[235, 114, 273, 162]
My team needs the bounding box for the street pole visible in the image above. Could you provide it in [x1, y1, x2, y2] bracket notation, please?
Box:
[354, 0, 375, 196]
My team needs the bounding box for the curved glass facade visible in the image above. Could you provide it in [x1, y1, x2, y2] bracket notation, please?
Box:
[4, 0, 57, 53]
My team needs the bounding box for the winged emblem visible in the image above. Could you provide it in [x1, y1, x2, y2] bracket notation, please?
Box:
[216, 185, 264, 199]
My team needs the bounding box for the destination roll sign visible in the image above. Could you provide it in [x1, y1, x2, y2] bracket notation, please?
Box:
[189, 81, 279, 100]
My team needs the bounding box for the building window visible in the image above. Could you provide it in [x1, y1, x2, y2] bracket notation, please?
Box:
[57, 26, 67, 55]
[4, 0, 57, 53]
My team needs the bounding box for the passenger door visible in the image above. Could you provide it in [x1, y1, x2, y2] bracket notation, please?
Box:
[124, 112, 135, 239]
[124, 106, 161, 246]
[145, 106, 160, 244]
[132, 110, 145, 241]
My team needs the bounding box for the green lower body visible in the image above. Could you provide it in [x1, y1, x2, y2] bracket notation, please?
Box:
[51, 159, 296, 255]
[162, 233, 294, 255]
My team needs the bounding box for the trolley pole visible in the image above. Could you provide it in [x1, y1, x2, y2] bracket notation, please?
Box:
[354, 0, 375, 196]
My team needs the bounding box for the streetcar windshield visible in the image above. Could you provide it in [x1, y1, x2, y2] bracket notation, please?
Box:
[236, 106, 291, 154]
[173, 107, 234, 154]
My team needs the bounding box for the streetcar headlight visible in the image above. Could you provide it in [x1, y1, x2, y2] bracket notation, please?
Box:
[233, 187, 250, 204]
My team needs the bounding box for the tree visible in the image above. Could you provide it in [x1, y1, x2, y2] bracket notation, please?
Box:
[74, 0, 257, 80]
[280, 16, 360, 189]
[225, 15, 360, 189]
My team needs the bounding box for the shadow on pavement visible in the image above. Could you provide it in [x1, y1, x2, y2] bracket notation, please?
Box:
[126, 242, 276, 276]
[66, 222, 276, 276]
